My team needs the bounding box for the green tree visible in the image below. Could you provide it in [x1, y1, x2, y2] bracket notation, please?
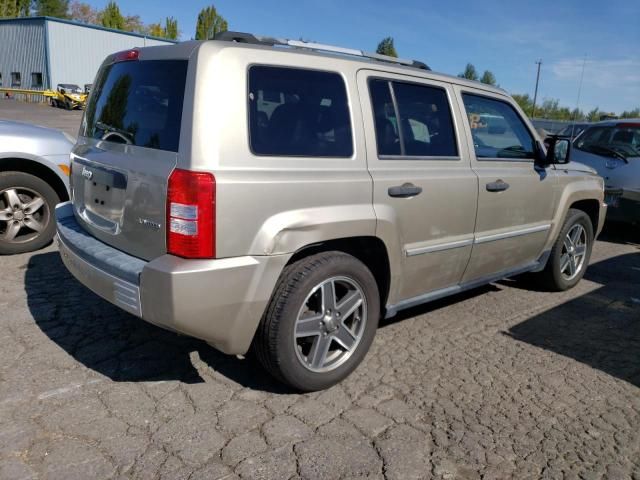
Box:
[35, 0, 69, 18]
[480, 70, 497, 86]
[146, 22, 163, 37]
[620, 107, 640, 119]
[376, 37, 398, 57]
[100, 1, 124, 30]
[195, 5, 227, 40]
[1, 0, 31, 17]
[164, 16, 178, 40]
[512, 93, 533, 113]
[0, 0, 18, 17]
[587, 107, 601, 122]
[458, 63, 478, 81]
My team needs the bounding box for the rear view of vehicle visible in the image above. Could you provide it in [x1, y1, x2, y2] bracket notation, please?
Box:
[57, 40, 379, 392]
[571, 120, 640, 224]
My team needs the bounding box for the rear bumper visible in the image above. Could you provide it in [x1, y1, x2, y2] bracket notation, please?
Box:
[56, 202, 289, 355]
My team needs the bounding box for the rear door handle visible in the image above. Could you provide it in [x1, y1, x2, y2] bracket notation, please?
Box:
[388, 183, 422, 198]
[486, 180, 510, 192]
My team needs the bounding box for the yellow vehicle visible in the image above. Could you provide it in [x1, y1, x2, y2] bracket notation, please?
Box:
[44, 84, 87, 110]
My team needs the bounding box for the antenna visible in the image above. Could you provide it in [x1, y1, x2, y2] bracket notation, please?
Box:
[571, 56, 587, 138]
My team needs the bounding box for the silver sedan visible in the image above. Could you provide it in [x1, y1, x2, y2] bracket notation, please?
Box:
[571, 119, 640, 224]
[0, 120, 73, 254]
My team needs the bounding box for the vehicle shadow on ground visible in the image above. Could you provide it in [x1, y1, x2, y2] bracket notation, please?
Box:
[25, 252, 290, 393]
[505, 251, 640, 387]
[598, 221, 640, 247]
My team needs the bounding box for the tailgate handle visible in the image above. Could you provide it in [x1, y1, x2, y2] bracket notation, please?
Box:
[388, 183, 422, 198]
[486, 180, 510, 192]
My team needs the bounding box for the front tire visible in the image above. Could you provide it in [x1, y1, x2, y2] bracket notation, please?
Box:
[0, 172, 60, 255]
[253, 252, 380, 392]
[538, 208, 594, 291]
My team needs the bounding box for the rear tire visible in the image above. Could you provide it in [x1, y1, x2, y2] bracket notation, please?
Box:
[537, 208, 594, 291]
[0, 172, 60, 255]
[253, 251, 380, 392]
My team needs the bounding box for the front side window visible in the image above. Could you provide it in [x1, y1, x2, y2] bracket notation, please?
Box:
[248, 66, 353, 157]
[11, 72, 21, 87]
[83, 60, 187, 152]
[31, 72, 43, 88]
[370, 79, 458, 157]
[462, 94, 535, 160]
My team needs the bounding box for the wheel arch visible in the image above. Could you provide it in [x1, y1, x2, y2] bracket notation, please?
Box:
[569, 199, 600, 233]
[286, 236, 392, 312]
[0, 157, 69, 203]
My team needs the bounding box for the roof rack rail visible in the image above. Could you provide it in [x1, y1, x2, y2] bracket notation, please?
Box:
[213, 31, 431, 71]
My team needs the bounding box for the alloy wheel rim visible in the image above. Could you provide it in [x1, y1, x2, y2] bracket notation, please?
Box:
[560, 223, 587, 281]
[293, 276, 367, 373]
[0, 187, 49, 244]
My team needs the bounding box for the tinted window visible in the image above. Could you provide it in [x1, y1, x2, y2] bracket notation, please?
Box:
[249, 66, 353, 157]
[83, 60, 187, 152]
[370, 79, 457, 157]
[394, 82, 457, 157]
[462, 94, 535, 159]
[11, 72, 20, 87]
[369, 80, 400, 155]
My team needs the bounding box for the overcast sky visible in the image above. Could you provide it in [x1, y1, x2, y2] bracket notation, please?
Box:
[89, 0, 639, 114]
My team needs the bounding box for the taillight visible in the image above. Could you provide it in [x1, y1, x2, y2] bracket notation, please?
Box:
[167, 169, 216, 259]
[113, 49, 139, 63]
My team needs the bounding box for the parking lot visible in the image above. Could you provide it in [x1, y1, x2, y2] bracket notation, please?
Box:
[1, 102, 639, 479]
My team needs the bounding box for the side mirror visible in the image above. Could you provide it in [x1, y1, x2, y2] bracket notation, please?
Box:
[545, 136, 571, 164]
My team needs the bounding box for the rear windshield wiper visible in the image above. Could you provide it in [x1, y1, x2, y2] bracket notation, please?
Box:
[583, 144, 628, 163]
[95, 121, 134, 144]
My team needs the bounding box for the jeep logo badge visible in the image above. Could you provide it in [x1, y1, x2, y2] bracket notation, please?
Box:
[81, 166, 93, 180]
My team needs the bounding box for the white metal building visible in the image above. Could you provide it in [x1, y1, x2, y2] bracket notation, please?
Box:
[0, 16, 175, 91]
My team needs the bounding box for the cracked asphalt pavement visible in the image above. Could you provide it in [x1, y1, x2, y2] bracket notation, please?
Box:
[0, 225, 638, 479]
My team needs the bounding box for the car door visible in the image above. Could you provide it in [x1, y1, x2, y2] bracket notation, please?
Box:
[455, 88, 557, 282]
[357, 70, 478, 304]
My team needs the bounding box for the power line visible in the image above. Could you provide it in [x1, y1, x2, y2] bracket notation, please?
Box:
[531, 60, 542, 118]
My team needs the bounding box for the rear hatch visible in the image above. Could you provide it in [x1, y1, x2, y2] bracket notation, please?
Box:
[71, 49, 189, 261]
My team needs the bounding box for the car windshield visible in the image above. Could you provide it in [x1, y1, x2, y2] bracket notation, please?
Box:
[575, 124, 640, 158]
[59, 84, 82, 93]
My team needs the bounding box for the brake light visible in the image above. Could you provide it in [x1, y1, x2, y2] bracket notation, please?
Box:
[167, 169, 216, 259]
[113, 49, 139, 63]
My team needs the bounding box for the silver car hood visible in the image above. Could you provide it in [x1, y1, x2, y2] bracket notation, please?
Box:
[0, 119, 73, 156]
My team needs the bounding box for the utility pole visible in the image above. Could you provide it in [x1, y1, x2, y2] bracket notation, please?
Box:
[531, 60, 542, 118]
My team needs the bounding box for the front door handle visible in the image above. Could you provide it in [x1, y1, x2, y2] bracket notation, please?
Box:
[486, 180, 510, 192]
[388, 183, 423, 198]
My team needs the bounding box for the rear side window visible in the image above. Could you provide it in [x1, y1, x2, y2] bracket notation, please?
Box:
[83, 60, 188, 152]
[461, 93, 535, 160]
[370, 79, 458, 157]
[248, 66, 353, 157]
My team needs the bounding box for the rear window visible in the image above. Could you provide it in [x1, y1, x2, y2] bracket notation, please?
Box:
[83, 60, 188, 152]
[248, 66, 353, 157]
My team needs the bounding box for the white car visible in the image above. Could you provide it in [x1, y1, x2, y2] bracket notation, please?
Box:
[0, 120, 73, 254]
[571, 119, 640, 224]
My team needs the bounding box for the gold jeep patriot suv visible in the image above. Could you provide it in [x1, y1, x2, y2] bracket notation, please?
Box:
[56, 32, 606, 391]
